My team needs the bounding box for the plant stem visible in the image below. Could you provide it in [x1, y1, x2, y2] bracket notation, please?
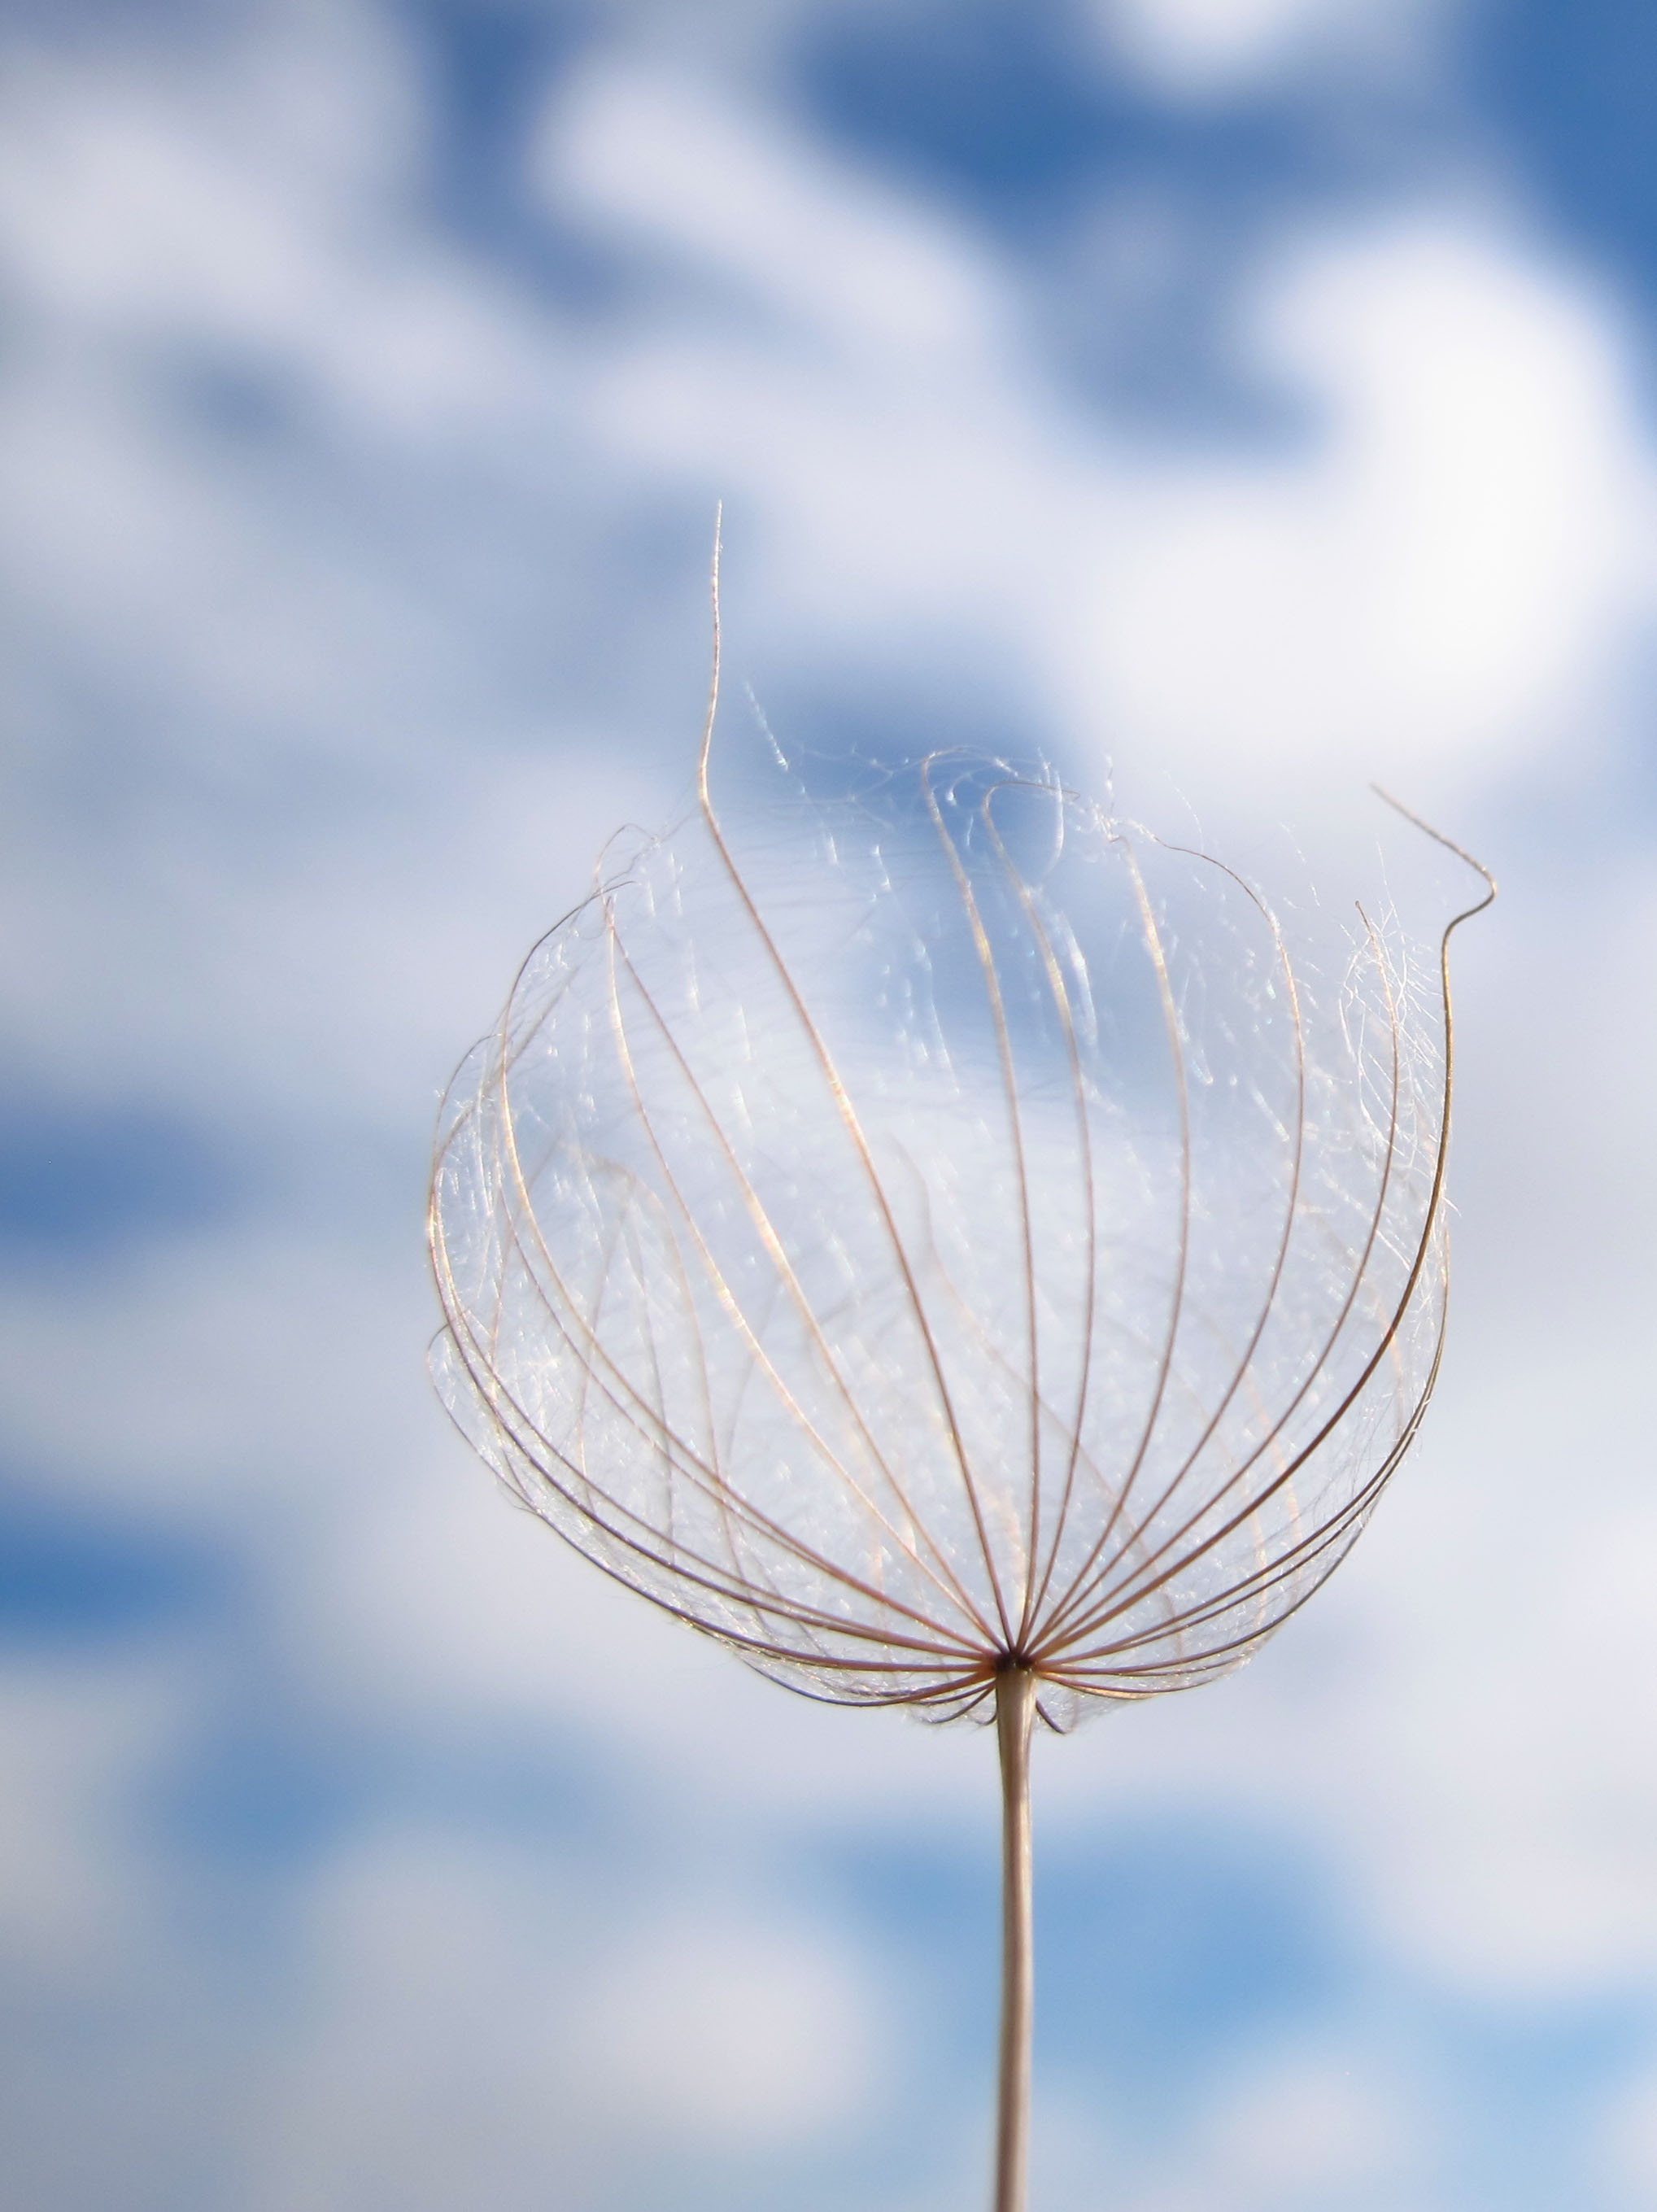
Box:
[993, 1664, 1036, 2212]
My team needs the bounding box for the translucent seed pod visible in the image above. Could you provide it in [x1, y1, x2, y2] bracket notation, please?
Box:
[429, 555, 1493, 2212]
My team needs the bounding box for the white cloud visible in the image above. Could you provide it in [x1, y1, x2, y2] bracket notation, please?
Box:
[240, 1829, 595, 2212]
[571, 1910, 881, 2144]
[1070, 212, 1657, 816]
[1194, 2043, 1422, 2201]
[1088, 0, 1450, 98]
[1596, 2061, 1657, 2203]
[0, 1653, 194, 1983]
[0, 4, 562, 438]
[534, 60, 1657, 825]
[55, 1813, 883, 2209]
[1024, 2041, 1429, 2212]
[539, 59, 1006, 369]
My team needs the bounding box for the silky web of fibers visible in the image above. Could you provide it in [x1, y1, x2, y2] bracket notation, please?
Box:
[430, 746, 1449, 1730]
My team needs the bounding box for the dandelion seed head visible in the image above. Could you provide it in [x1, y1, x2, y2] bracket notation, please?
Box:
[430, 731, 1482, 1733]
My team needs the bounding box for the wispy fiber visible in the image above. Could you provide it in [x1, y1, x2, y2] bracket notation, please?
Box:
[428, 545, 1493, 2211]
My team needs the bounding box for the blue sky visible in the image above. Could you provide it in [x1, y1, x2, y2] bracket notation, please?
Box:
[2, 2, 1656, 2207]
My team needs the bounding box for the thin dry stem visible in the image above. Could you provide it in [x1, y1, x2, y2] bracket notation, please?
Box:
[995, 1665, 1037, 2212]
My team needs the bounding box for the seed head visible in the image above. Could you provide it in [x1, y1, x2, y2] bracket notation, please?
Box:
[429, 693, 1491, 1731]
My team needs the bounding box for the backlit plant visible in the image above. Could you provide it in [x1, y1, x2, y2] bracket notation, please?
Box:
[429, 552, 1492, 2212]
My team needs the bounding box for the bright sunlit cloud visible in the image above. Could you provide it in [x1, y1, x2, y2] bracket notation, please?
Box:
[1091, 0, 1451, 96]
[1087, 210, 1657, 805]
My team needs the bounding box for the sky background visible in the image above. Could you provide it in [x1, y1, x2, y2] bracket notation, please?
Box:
[2, 1, 1655, 2207]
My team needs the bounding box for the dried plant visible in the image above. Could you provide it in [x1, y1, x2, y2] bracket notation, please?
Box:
[428, 552, 1493, 2212]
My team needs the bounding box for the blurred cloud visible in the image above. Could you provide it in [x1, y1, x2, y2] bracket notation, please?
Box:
[1599, 2063, 1657, 2204]
[574, 1911, 880, 2144]
[1092, 207, 1655, 805]
[0, 1652, 193, 1979]
[2, 2, 1655, 2207]
[1191, 2040, 1420, 2202]
[1091, 0, 1447, 98]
